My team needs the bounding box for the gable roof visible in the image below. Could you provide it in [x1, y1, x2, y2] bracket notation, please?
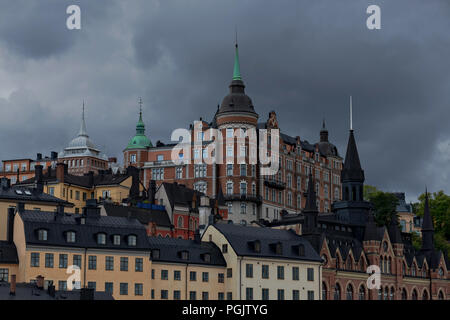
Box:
[161, 182, 204, 209]
[0, 241, 18, 264]
[210, 223, 321, 262]
[19, 210, 149, 251]
[147, 237, 226, 266]
[0, 185, 71, 206]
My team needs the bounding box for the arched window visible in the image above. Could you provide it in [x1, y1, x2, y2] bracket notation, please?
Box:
[401, 288, 407, 300]
[352, 186, 356, 201]
[387, 257, 391, 274]
[177, 216, 183, 228]
[402, 262, 406, 276]
[411, 265, 416, 277]
[347, 258, 353, 271]
[378, 287, 383, 300]
[390, 287, 395, 300]
[346, 284, 353, 300]
[379, 256, 383, 273]
[334, 283, 341, 300]
[422, 290, 428, 300]
[322, 282, 327, 300]
[384, 257, 387, 274]
[412, 289, 418, 300]
[438, 290, 444, 300]
[384, 287, 388, 300]
[358, 285, 365, 300]
[189, 219, 193, 231]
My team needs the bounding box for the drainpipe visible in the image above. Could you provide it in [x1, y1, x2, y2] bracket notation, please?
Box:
[239, 257, 242, 300]
[83, 248, 87, 288]
[185, 264, 188, 300]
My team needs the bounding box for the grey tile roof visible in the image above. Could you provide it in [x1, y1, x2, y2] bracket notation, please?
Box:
[0, 283, 113, 300]
[102, 203, 172, 228]
[19, 210, 149, 251]
[0, 186, 70, 205]
[210, 223, 322, 262]
[161, 182, 204, 210]
[147, 237, 226, 266]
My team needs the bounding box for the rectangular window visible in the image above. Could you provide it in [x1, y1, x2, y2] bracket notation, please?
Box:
[292, 266, 299, 280]
[202, 292, 209, 300]
[218, 273, 224, 283]
[278, 289, 285, 300]
[45, 253, 54, 268]
[227, 292, 232, 300]
[105, 256, 114, 271]
[151, 289, 155, 299]
[190, 271, 196, 281]
[293, 290, 300, 300]
[277, 266, 285, 280]
[246, 264, 253, 278]
[88, 282, 96, 290]
[189, 291, 197, 300]
[240, 164, 246, 176]
[222, 244, 228, 253]
[73, 255, 82, 268]
[88, 256, 97, 270]
[246, 287, 253, 300]
[105, 282, 113, 295]
[75, 191, 80, 200]
[202, 272, 209, 282]
[307, 290, 315, 300]
[173, 290, 181, 300]
[135, 283, 143, 296]
[262, 265, 269, 279]
[161, 290, 169, 299]
[120, 283, 128, 295]
[120, 257, 128, 271]
[59, 254, 68, 268]
[227, 268, 232, 278]
[262, 288, 269, 300]
[307, 268, 314, 281]
[174, 270, 181, 281]
[31, 253, 40, 267]
[135, 258, 143, 272]
[226, 164, 233, 176]
[161, 270, 169, 280]
[218, 292, 225, 300]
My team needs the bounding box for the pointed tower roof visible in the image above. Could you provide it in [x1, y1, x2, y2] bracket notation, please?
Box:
[304, 173, 318, 212]
[421, 190, 435, 251]
[126, 99, 153, 150]
[78, 101, 88, 137]
[217, 42, 257, 117]
[232, 43, 242, 81]
[341, 130, 365, 182]
[320, 119, 328, 142]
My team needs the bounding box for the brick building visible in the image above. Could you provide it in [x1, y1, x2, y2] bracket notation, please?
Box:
[123, 43, 343, 225]
[260, 126, 449, 300]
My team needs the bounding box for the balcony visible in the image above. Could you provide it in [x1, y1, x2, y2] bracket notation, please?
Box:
[223, 193, 262, 204]
[263, 177, 286, 190]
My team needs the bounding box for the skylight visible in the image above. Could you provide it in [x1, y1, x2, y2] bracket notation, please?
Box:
[15, 189, 23, 195]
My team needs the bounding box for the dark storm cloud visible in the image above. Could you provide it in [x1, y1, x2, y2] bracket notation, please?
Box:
[0, 0, 448, 202]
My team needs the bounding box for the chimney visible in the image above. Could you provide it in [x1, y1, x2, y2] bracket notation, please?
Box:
[7, 207, 15, 243]
[17, 202, 25, 213]
[56, 163, 65, 183]
[194, 229, 201, 243]
[51, 151, 58, 160]
[36, 153, 42, 160]
[55, 203, 64, 221]
[10, 275, 16, 296]
[128, 166, 140, 200]
[34, 165, 43, 194]
[36, 275, 44, 289]
[1, 177, 10, 190]
[84, 199, 100, 218]
[148, 180, 156, 204]
[47, 166, 52, 177]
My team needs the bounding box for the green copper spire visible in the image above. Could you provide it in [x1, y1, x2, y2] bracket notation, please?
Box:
[232, 43, 242, 81]
[125, 98, 153, 150]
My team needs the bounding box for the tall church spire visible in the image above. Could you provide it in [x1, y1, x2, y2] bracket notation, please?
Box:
[78, 101, 88, 137]
[304, 173, 318, 212]
[421, 190, 435, 251]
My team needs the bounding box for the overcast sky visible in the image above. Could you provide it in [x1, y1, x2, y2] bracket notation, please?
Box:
[0, 0, 449, 202]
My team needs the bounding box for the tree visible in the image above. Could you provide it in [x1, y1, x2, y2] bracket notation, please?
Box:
[363, 185, 380, 201]
[366, 190, 399, 227]
[414, 190, 450, 254]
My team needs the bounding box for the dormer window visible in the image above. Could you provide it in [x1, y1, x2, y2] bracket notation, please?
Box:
[97, 233, 106, 245]
[295, 244, 305, 256]
[66, 231, 76, 243]
[253, 240, 261, 253]
[128, 235, 137, 246]
[180, 251, 189, 260]
[113, 235, 121, 245]
[275, 242, 283, 255]
[38, 229, 48, 241]
[203, 253, 211, 263]
[152, 249, 160, 259]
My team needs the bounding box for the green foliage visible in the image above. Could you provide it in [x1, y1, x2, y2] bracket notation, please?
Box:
[363, 185, 380, 201]
[413, 190, 450, 254]
[366, 190, 399, 227]
[411, 232, 422, 251]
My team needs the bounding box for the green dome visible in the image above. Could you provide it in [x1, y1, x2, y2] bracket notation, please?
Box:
[125, 111, 153, 150]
